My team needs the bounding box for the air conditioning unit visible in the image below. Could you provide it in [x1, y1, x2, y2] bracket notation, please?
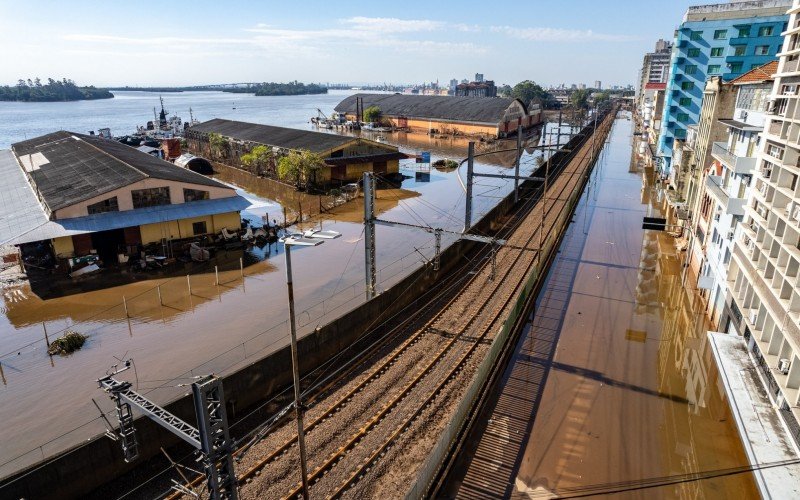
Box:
[748, 239, 756, 252]
[739, 110, 749, 121]
[793, 204, 800, 222]
[778, 358, 791, 374]
[762, 168, 772, 179]
[749, 310, 758, 325]
[714, 212, 721, 221]
[727, 229, 735, 240]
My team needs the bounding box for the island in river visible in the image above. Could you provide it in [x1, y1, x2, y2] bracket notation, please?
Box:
[0, 78, 113, 102]
[107, 81, 328, 96]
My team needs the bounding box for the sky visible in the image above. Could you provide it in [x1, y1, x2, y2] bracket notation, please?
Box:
[0, 0, 697, 88]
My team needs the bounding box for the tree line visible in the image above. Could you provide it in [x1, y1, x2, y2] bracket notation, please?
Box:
[224, 81, 328, 96]
[0, 78, 113, 102]
[499, 80, 611, 110]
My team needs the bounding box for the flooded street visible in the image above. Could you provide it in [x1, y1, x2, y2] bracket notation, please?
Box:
[446, 115, 758, 498]
[0, 119, 559, 477]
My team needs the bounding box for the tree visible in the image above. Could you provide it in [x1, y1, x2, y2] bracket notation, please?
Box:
[363, 105, 382, 123]
[277, 150, 326, 190]
[498, 84, 513, 97]
[511, 80, 551, 107]
[241, 144, 275, 176]
[570, 88, 591, 110]
[593, 91, 611, 108]
[207, 133, 229, 159]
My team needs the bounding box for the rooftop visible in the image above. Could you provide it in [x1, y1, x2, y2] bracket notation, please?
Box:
[11, 131, 226, 212]
[730, 60, 779, 85]
[644, 82, 667, 90]
[189, 119, 360, 154]
[685, 0, 791, 22]
[334, 93, 525, 125]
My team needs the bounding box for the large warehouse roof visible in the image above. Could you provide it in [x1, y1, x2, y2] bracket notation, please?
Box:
[11, 131, 226, 212]
[189, 119, 358, 153]
[334, 94, 526, 124]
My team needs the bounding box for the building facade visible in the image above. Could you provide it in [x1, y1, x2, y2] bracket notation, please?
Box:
[636, 39, 673, 106]
[725, 2, 800, 446]
[656, 1, 790, 172]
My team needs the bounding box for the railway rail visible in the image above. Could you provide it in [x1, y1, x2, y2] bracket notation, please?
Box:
[168, 110, 616, 500]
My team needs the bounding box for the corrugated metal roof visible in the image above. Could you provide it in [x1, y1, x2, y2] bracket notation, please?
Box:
[333, 94, 523, 124]
[189, 119, 358, 153]
[11, 131, 229, 211]
[2, 195, 250, 246]
[0, 149, 51, 246]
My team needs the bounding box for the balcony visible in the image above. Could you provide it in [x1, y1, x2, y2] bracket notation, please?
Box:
[705, 175, 747, 215]
[782, 58, 800, 73]
[711, 142, 757, 174]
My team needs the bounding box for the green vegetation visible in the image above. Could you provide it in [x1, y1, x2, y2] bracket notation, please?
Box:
[511, 80, 554, 108]
[593, 91, 611, 107]
[278, 150, 325, 190]
[433, 159, 459, 169]
[570, 88, 591, 110]
[0, 78, 113, 102]
[208, 133, 230, 160]
[241, 145, 276, 176]
[48, 330, 87, 356]
[498, 84, 513, 98]
[224, 81, 328, 96]
[363, 105, 382, 123]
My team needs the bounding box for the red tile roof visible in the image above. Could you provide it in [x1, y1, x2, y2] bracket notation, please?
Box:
[644, 82, 667, 90]
[729, 61, 778, 85]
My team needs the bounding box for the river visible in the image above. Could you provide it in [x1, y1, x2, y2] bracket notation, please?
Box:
[0, 90, 568, 480]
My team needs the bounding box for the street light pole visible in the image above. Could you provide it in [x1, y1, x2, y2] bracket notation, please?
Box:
[284, 243, 310, 500]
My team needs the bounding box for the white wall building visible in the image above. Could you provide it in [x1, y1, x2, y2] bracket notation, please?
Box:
[726, 4, 800, 444]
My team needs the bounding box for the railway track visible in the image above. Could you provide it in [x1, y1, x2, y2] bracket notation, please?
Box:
[169, 111, 615, 500]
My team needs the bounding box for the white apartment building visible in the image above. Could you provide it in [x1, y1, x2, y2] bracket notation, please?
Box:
[727, 2, 800, 444]
[705, 63, 775, 327]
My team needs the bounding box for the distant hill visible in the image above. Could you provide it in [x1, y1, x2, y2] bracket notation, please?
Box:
[0, 78, 113, 102]
[107, 81, 328, 96]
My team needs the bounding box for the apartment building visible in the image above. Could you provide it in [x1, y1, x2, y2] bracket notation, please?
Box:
[726, 3, 800, 445]
[657, 1, 790, 173]
[637, 39, 673, 106]
[700, 62, 776, 327]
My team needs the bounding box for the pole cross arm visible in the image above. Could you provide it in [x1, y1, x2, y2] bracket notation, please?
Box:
[373, 218, 505, 246]
[99, 376, 202, 449]
[471, 172, 546, 182]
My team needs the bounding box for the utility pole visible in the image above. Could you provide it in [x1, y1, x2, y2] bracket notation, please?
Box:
[98, 365, 238, 500]
[284, 243, 310, 499]
[434, 228, 442, 272]
[514, 125, 523, 204]
[364, 172, 377, 299]
[464, 141, 475, 233]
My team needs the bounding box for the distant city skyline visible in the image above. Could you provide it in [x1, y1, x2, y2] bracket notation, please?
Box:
[0, 0, 697, 87]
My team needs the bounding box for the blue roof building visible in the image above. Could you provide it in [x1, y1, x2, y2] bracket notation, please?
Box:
[656, 1, 790, 172]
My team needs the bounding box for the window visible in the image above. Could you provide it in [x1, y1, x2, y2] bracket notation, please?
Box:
[733, 46, 746, 56]
[690, 31, 702, 41]
[710, 47, 724, 57]
[679, 97, 692, 106]
[192, 221, 208, 235]
[131, 187, 171, 208]
[738, 26, 751, 38]
[183, 188, 210, 202]
[758, 26, 774, 37]
[688, 48, 701, 57]
[751, 64, 762, 70]
[87, 196, 119, 215]
[766, 143, 784, 160]
[755, 45, 770, 55]
[708, 65, 721, 74]
[730, 62, 743, 73]
[681, 81, 694, 90]
[713, 29, 727, 40]
[684, 64, 697, 75]
[674, 129, 687, 140]
[677, 113, 689, 123]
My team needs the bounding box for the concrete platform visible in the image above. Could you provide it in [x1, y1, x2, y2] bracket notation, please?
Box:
[707, 332, 800, 499]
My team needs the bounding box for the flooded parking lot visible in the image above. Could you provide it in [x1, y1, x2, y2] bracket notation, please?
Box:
[0, 124, 564, 477]
[446, 115, 758, 498]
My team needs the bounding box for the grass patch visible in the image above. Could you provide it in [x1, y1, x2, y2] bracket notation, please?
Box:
[48, 330, 87, 356]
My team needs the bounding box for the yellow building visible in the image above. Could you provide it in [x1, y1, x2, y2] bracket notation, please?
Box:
[186, 118, 406, 185]
[0, 131, 248, 265]
[334, 93, 542, 138]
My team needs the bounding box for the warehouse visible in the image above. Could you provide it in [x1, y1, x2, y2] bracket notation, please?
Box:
[186, 118, 405, 185]
[334, 93, 542, 137]
[0, 131, 248, 268]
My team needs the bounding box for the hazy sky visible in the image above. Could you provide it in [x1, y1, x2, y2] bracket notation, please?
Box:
[0, 0, 695, 87]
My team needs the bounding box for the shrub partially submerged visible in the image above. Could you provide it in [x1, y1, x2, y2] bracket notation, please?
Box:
[433, 159, 458, 169]
[48, 330, 87, 356]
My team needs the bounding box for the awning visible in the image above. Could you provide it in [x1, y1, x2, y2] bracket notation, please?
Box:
[718, 119, 762, 132]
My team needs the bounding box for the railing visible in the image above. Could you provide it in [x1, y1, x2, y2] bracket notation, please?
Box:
[711, 142, 736, 167]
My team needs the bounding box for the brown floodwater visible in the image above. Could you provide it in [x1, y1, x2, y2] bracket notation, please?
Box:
[0, 125, 558, 478]
[445, 115, 758, 499]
